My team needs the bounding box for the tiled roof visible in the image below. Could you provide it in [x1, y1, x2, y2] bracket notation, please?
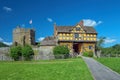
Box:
[58, 40, 97, 42]
[56, 26, 97, 34]
[40, 36, 56, 46]
[56, 26, 73, 33]
[84, 26, 97, 33]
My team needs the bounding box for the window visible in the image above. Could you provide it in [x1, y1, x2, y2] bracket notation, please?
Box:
[89, 46, 92, 50]
[63, 33, 65, 36]
[70, 34, 73, 36]
[74, 33, 79, 38]
[67, 34, 69, 36]
[84, 34, 86, 36]
[59, 33, 62, 36]
[94, 35, 96, 37]
[76, 27, 81, 31]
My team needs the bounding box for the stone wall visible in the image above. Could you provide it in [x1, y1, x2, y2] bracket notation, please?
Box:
[0, 46, 55, 61]
[36, 46, 55, 60]
[0, 47, 12, 61]
[13, 27, 35, 46]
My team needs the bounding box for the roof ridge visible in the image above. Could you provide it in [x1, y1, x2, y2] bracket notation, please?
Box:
[56, 26, 74, 27]
[84, 26, 94, 28]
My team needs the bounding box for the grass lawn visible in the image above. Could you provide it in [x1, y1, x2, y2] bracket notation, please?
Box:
[0, 58, 93, 80]
[95, 58, 120, 74]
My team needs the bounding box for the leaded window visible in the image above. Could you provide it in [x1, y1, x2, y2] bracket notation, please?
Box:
[76, 27, 81, 31]
[89, 45, 92, 50]
[74, 33, 79, 38]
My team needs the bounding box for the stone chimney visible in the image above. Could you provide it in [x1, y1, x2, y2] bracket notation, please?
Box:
[79, 20, 84, 26]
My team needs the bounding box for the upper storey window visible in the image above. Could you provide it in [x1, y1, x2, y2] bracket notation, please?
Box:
[74, 33, 79, 38]
[76, 27, 81, 31]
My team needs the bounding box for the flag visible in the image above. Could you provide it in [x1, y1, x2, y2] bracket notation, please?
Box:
[29, 19, 32, 24]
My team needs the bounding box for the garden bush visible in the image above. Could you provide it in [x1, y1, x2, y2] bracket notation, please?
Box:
[22, 45, 34, 60]
[83, 51, 89, 57]
[10, 45, 22, 61]
[10, 45, 34, 61]
[53, 45, 69, 59]
[83, 51, 93, 57]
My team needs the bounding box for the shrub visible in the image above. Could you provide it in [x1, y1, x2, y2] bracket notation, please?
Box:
[89, 51, 94, 57]
[83, 51, 93, 57]
[83, 51, 89, 57]
[22, 45, 34, 60]
[53, 45, 69, 55]
[53, 45, 69, 59]
[10, 46, 22, 61]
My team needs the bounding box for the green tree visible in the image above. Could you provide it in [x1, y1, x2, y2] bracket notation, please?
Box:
[96, 37, 106, 50]
[10, 46, 22, 61]
[95, 37, 106, 57]
[22, 45, 34, 60]
[101, 44, 120, 57]
[0, 42, 9, 47]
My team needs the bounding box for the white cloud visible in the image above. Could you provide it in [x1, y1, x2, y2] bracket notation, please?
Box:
[83, 19, 102, 27]
[0, 37, 3, 42]
[3, 6, 12, 12]
[38, 37, 45, 41]
[0, 37, 12, 45]
[21, 24, 25, 27]
[29, 19, 32, 24]
[104, 38, 116, 44]
[98, 21, 102, 25]
[47, 18, 53, 22]
[3, 42, 12, 46]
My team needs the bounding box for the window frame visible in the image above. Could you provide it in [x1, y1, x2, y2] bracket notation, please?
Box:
[88, 45, 93, 50]
[74, 33, 79, 38]
[76, 27, 81, 31]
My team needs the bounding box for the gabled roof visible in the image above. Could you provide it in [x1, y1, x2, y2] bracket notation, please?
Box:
[55, 20, 97, 34]
[84, 26, 97, 33]
[56, 26, 97, 34]
[56, 26, 73, 33]
[40, 36, 56, 46]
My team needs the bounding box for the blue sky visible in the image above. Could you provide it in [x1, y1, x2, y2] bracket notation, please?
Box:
[0, 0, 120, 47]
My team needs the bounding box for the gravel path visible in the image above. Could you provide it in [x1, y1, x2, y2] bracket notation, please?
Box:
[83, 57, 120, 80]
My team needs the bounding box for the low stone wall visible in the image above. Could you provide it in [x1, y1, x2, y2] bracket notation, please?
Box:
[0, 46, 55, 61]
[0, 47, 10, 52]
[37, 46, 55, 60]
[0, 47, 12, 61]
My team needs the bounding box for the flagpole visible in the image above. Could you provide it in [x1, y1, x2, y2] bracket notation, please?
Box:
[29, 19, 33, 28]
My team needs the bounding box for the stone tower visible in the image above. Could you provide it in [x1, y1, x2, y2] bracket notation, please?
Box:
[13, 26, 35, 46]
